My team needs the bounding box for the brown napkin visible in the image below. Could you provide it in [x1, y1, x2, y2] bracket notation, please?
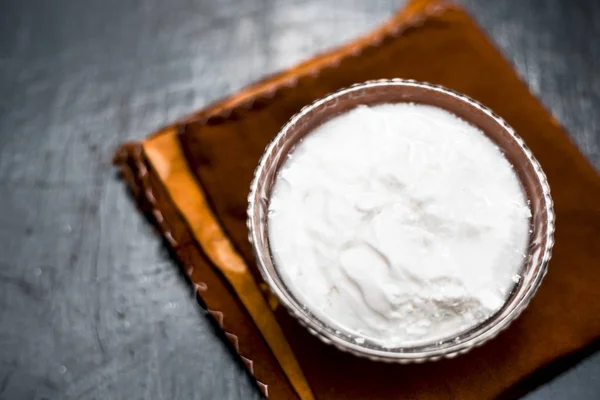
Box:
[114, 0, 600, 398]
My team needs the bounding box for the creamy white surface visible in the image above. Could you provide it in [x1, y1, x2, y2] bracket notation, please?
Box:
[268, 103, 531, 347]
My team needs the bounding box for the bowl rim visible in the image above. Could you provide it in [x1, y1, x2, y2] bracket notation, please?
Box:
[247, 79, 555, 363]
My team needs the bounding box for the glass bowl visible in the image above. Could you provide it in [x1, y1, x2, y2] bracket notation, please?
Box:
[247, 79, 555, 363]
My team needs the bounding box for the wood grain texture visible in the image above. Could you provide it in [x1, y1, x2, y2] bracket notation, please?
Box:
[0, 0, 598, 399]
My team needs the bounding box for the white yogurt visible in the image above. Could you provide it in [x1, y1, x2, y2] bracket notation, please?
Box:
[268, 103, 531, 347]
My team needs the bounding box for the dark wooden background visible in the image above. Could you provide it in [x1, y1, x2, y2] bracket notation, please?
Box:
[1, 0, 599, 398]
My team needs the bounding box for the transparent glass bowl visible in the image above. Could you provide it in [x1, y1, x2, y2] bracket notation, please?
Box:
[247, 79, 555, 363]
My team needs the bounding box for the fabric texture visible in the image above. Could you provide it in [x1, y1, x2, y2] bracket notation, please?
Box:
[114, 0, 600, 398]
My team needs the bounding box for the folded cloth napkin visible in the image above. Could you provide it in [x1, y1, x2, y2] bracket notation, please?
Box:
[114, 0, 600, 398]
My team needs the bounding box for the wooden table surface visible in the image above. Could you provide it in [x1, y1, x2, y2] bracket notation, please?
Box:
[0, 0, 599, 398]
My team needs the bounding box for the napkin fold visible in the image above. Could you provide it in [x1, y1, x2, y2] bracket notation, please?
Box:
[114, 0, 600, 398]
